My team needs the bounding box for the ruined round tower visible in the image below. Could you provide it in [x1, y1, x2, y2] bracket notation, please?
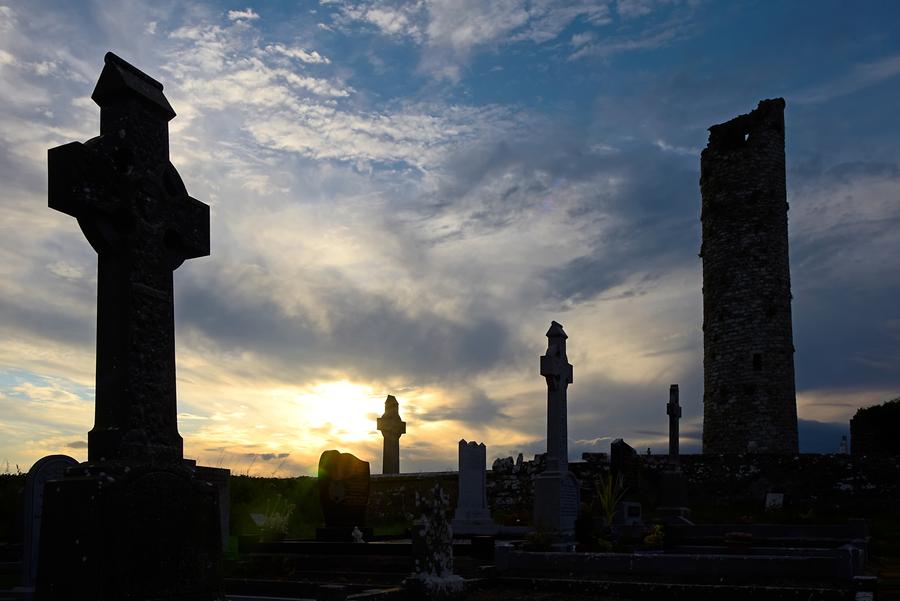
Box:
[700, 98, 799, 454]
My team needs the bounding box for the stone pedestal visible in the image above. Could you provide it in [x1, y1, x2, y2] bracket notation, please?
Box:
[37, 463, 222, 600]
[533, 470, 579, 534]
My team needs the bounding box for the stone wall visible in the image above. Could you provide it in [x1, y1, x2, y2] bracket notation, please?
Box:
[367, 454, 899, 527]
[699, 97, 799, 454]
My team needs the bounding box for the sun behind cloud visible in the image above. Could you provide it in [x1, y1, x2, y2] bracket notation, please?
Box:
[294, 380, 381, 443]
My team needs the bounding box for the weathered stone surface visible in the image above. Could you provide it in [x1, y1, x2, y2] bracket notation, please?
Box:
[377, 395, 406, 474]
[22, 455, 78, 588]
[317, 450, 371, 540]
[36, 52, 222, 600]
[700, 98, 798, 454]
[406, 484, 464, 600]
[452, 440, 497, 536]
[38, 464, 223, 599]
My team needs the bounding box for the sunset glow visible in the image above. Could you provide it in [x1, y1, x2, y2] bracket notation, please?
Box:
[2, 1, 899, 476]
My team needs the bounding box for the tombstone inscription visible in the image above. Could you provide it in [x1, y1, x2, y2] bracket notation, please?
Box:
[36, 52, 222, 600]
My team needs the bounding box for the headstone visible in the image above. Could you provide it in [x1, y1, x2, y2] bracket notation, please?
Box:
[610, 438, 639, 496]
[376, 395, 406, 474]
[36, 52, 222, 600]
[451, 440, 497, 536]
[190, 460, 231, 551]
[22, 455, 78, 588]
[317, 450, 372, 541]
[533, 321, 580, 535]
[667, 384, 681, 464]
[405, 484, 464, 600]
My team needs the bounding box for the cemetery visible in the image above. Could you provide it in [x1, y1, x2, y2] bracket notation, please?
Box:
[0, 52, 898, 601]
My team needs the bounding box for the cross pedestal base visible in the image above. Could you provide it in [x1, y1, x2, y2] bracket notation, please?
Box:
[452, 508, 498, 537]
[533, 470, 579, 536]
[36, 463, 223, 600]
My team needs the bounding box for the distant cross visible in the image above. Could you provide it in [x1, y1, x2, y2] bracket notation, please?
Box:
[667, 384, 682, 464]
[48, 53, 209, 464]
[540, 321, 573, 472]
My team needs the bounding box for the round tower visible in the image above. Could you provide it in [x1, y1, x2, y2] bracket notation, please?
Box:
[700, 98, 799, 454]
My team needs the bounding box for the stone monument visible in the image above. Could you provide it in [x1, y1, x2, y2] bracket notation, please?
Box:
[451, 439, 497, 536]
[667, 384, 681, 464]
[317, 450, 372, 541]
[533, 321, 579, 534]
[700, 98, 799, 454]
[658, 386, 691, 522]
[377, 394, 406, 474]
[22, 455, 78, 588]
[406, 484, 464, 600]
[36, 52, 223, 600]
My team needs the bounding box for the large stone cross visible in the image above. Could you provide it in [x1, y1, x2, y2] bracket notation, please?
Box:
[667, 384, 681, 464]
[540, 321, 573, 472]
[376, 395, 406, 474]
[48, 52, 209, 464]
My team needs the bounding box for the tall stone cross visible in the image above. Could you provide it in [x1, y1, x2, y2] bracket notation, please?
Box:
[376, 395, 406, 474]
[48, 52, 209, 464]
[540, 321, 573, 473]
[667, 384, 681, 464]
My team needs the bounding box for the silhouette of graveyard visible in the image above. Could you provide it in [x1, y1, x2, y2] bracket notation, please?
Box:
[2, 52, 897, 601]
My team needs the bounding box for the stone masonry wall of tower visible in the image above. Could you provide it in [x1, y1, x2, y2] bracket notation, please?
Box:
[700, 98, 799, 454]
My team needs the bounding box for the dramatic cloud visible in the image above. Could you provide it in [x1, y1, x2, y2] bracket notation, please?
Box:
[1, 1, 898, 475]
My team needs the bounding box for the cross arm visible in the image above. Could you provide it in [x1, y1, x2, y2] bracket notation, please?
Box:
[540, 355, 573, 383]
[48, 141, 121, 218]
[166, 194, 210, 262]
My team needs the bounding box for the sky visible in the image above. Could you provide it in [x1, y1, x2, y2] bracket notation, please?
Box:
[1, 0, 899, 477]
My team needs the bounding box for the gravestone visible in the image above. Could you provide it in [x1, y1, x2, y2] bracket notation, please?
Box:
[406, 484, 464, 600]
[22, 455, 78, 588]
[189, 460, 231, 551]
[376, 395, 406, 474]
[667, 384, 681, 464]
[533, 321, 580, 535]
[36, 52, 223, 600]
[610, 438, 639, 497]
[451, 440, 497, 536]
[317, 450, 372, 541]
